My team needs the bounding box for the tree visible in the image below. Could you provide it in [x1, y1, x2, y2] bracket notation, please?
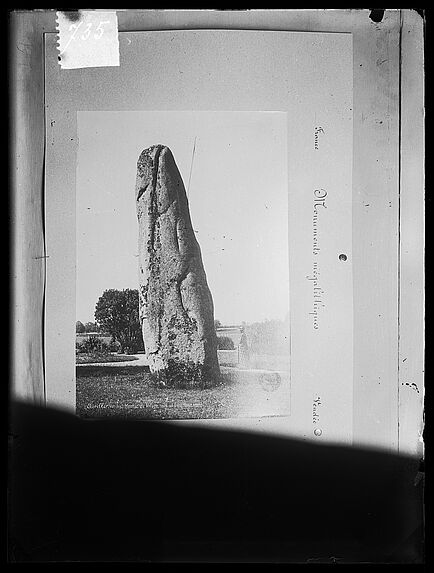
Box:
[94, 289, 144, 353]
[76, 321, 85, 334]
[84, 321, 98, 333]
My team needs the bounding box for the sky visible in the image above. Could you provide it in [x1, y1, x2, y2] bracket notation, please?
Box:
[76, 111, 289, 326]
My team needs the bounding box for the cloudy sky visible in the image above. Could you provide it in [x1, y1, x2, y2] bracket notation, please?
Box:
[76, 111, 289, 326]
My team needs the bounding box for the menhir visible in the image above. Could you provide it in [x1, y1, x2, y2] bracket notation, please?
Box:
[135, 145, 220, 387]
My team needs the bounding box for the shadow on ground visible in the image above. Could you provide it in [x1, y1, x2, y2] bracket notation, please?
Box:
[9, 400, 423, 563]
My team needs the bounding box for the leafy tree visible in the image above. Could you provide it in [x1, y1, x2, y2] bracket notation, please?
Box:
[94, 289, 144, 353]
[84, 321, 98, 333]
[76, 321, 86, 334]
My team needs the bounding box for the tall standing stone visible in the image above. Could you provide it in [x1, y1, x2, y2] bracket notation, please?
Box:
[135, 145, 220, 387]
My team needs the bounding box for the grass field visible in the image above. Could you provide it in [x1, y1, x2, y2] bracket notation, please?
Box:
[76, 365, 290, 420]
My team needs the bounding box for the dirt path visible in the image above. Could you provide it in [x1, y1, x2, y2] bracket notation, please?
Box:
[76, 354, 149, 368]
[76, 355, 289, 375]
[76, 357, 288, 376]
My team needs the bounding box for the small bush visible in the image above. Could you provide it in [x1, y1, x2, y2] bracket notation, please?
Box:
[77, 335, 110, 355]
[217, 336, 235, 350]
[109, 339, 121, 353]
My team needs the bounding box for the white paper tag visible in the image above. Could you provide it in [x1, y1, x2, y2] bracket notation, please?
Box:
[56, 11, 120, 69]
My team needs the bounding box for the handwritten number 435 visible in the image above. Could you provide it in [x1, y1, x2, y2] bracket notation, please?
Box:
[61, 20, 110, 55]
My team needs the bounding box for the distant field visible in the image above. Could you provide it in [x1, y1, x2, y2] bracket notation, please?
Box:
[76, 365, 290, 420]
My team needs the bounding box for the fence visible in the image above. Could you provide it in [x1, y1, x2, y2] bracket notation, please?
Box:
[77, 328, 247, 366]
[76, 333, 113, 345]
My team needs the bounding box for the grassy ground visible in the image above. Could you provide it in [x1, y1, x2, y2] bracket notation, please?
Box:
[76, 353, 139, 364]
[76, 365, 290, 420]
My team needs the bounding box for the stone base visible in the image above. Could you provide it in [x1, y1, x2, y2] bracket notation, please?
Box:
[150, 359, 221, 389]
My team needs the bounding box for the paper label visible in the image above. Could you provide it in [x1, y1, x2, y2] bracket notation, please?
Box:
[56, 11, 120, 69]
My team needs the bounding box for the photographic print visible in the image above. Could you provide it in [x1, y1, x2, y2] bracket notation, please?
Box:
[44, 29, 353, 442]
[75, 111, 290, 419]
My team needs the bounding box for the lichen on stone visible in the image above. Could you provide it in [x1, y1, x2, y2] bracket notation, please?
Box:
[135, 145, 220, 388]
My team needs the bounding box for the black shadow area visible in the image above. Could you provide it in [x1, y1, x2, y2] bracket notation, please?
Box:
[8, 401, 423, 563]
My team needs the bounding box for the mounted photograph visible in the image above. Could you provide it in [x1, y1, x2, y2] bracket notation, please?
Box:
[75, 111, 290, 420]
